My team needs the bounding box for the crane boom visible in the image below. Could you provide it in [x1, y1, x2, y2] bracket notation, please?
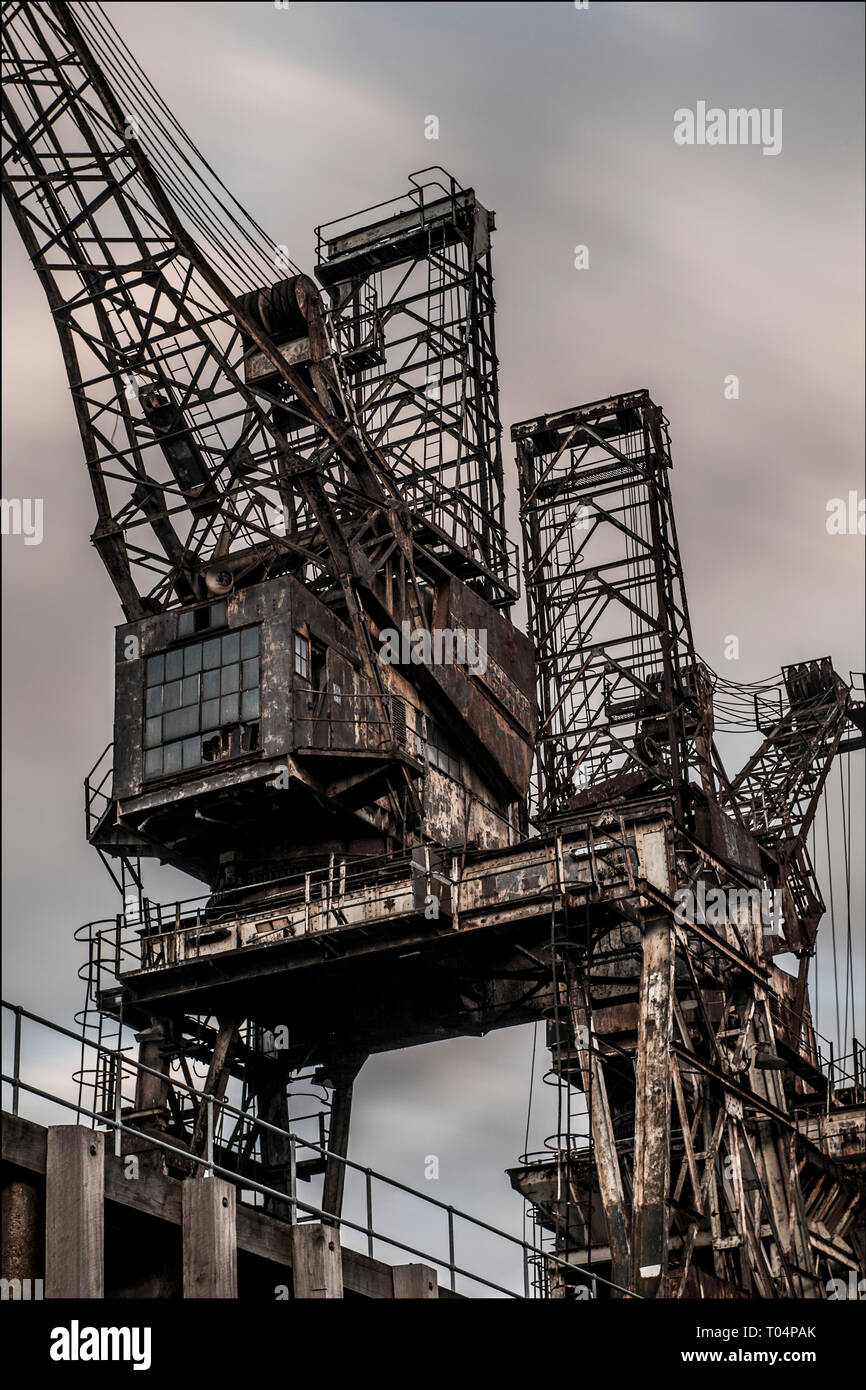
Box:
[720, 658, 863, 950]
[1, 0, 447, 630]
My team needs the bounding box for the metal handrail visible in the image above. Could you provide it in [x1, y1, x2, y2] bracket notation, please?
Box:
[75, 835, 573, 940]
[84, 741, 114, 838]
[314, 168, 467, 260]
[1, 999, 637, 1299]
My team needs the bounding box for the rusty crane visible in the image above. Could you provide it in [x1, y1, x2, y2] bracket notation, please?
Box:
[1, 0, 863, 1301]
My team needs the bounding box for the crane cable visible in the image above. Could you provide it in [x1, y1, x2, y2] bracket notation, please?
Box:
[823, 790, 841, 1058]
[69, 2, 302, 288]
[839, 753, 855, 1057]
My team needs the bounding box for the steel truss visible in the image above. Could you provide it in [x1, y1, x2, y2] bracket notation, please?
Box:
[514, 390, 719, 828]
[1, 3, 513, 629]
[511, 818, 861, 1300]
[722, 659, 861, 950]
[316, 171, 514, 606]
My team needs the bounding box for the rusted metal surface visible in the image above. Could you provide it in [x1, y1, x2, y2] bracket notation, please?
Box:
[3, 1, 862, 1304]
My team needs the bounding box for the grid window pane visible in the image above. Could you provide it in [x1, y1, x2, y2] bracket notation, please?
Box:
[163, 709, 184, 741]
[178, 611, 195, 638]
[210, 601, 227, 629]
[163, 680, 182, 712]
[419, 720, 461, 782]
[202, 668, 220, 700]
[163, 741, 182, 774]
[201, 698, 220, 730]
[183, 643, 202, 674]
[203, 638, 221, 670]
[241, 689, 260, 721]
[181, 706, 199, 736]
[182, 736, 201, 769]
[144, 625, 260, 778]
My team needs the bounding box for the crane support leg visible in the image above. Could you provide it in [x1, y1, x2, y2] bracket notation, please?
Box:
[322, 1058, 365, 1225]
[631, 916, 674, 1297]
[190, 1017, 239, 1164]
[568, 978, 631, 1294]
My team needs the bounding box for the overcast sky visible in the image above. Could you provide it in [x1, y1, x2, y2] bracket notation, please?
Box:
[2, 1, 864, 1290]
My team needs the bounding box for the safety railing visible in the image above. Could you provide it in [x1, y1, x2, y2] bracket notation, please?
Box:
[73, 827, 621, 993]
[314, 166, 467, 263]
[292, 688, 419, 756]
[1, 1000, 638, 1300]
[75, 844, 449, 981]
[84, 742, 114, 838]
[817, 1036, 865, 1104]
[73, 826, 644, 997]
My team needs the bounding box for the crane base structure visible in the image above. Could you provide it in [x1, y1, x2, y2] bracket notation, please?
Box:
[67, 787, 864, 1300]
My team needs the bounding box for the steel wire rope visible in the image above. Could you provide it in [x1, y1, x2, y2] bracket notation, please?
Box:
[74, 1, 299, 283]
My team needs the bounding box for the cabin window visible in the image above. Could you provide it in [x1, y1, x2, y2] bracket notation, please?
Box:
[294, 631, 310, 680]
[415, 717, 461, 781]
[177, 599, 227, 639]
[143, 624, 260, 778]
